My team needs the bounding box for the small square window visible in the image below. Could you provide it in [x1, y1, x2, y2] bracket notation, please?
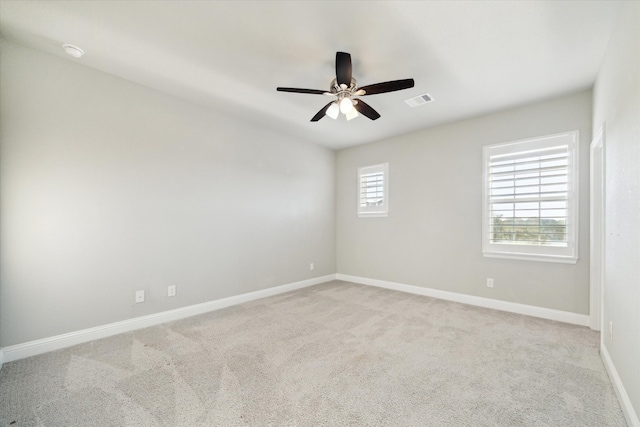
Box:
[358, 163, 389, 217]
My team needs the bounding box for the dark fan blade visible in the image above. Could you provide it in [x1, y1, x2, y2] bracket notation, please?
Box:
[277, 87, 327, 95]
[359, 79, 415, 95]
[336, 52, 352, 86]
[353, 99, 381, 121]
[311, 102, 335, 122]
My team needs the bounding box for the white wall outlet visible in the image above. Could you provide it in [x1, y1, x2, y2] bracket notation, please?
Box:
[486, 278, 494, 288]
[609, 320, 613, 340]
[135, 290, 145, 303]
[168, 285, 176, 297]
[310, 263, 315, 271]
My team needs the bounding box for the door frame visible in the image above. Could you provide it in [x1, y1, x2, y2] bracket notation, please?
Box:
[589, 124, 605, 332]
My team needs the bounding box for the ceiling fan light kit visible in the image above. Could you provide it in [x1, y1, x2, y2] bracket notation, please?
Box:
[326, 103, 340, 120]
[277, 52, 415, 122]
[339, 97, 354, 114]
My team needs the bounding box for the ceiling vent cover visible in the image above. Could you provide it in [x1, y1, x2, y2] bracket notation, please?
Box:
[405, 93, 434, 108]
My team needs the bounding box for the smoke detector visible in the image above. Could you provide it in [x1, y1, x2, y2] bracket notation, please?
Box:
[62, 44, 84, 58]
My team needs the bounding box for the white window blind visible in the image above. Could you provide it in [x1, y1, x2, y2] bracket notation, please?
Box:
[360, 171, 384, 207]
[489, 146, 569, 245]
[358, 163, 388, 217]
[483, 131, 578, 263]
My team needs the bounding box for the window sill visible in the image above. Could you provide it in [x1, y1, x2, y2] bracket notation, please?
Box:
[483, 251, 578, 264]
[358, 212, 388, 218]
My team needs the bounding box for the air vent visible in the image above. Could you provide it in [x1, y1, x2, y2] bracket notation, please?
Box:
[405, 93, 434, 108]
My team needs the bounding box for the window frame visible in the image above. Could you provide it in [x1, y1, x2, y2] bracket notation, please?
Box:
[357, 163, 389, 218]
[482, 131, 579, 264]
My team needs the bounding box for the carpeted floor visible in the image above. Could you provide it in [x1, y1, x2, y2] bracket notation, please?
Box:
[0, 281, 627, 426]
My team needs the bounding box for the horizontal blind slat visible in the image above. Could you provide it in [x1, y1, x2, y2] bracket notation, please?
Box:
[490, 153, 567, 168]
[490, 146, 568, 163]
[489, 164, 567, 179]
[490, 171, 567, 183]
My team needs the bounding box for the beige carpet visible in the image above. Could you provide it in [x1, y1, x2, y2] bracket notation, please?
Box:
[0, 281, 627, 426]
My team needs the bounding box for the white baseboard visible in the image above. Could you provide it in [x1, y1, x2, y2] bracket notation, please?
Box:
[0, 273, 592, 365]
[336, 274, 590, 326]
[601, 343, 640, 427]
[1, 274, 336, 365]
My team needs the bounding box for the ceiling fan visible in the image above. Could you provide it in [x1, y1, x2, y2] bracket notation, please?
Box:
[277, 52, 415, 122]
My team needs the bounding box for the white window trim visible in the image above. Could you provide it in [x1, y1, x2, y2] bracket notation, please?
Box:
[482, 131, 579, 264]
[358, 163, 389, 218]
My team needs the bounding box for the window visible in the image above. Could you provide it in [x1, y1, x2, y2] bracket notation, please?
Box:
[358, 163, 389, 217]
[482, 131, 579, 263]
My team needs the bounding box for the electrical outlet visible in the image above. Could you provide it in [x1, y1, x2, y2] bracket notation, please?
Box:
[135, 290, 145, 303]
[310, 263, 315, 271]
[168, 285, 176, 297]
[609, 320, 613, 340]
[486, 278, 494, 288]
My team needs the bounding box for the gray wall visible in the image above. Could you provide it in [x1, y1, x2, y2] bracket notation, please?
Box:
[337, 90, 592, 315]
[593, 1, 640, 417]
[0, 41, 336, 347]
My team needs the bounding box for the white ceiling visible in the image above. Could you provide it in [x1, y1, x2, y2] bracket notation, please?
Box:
[0, 1, 622, 150]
